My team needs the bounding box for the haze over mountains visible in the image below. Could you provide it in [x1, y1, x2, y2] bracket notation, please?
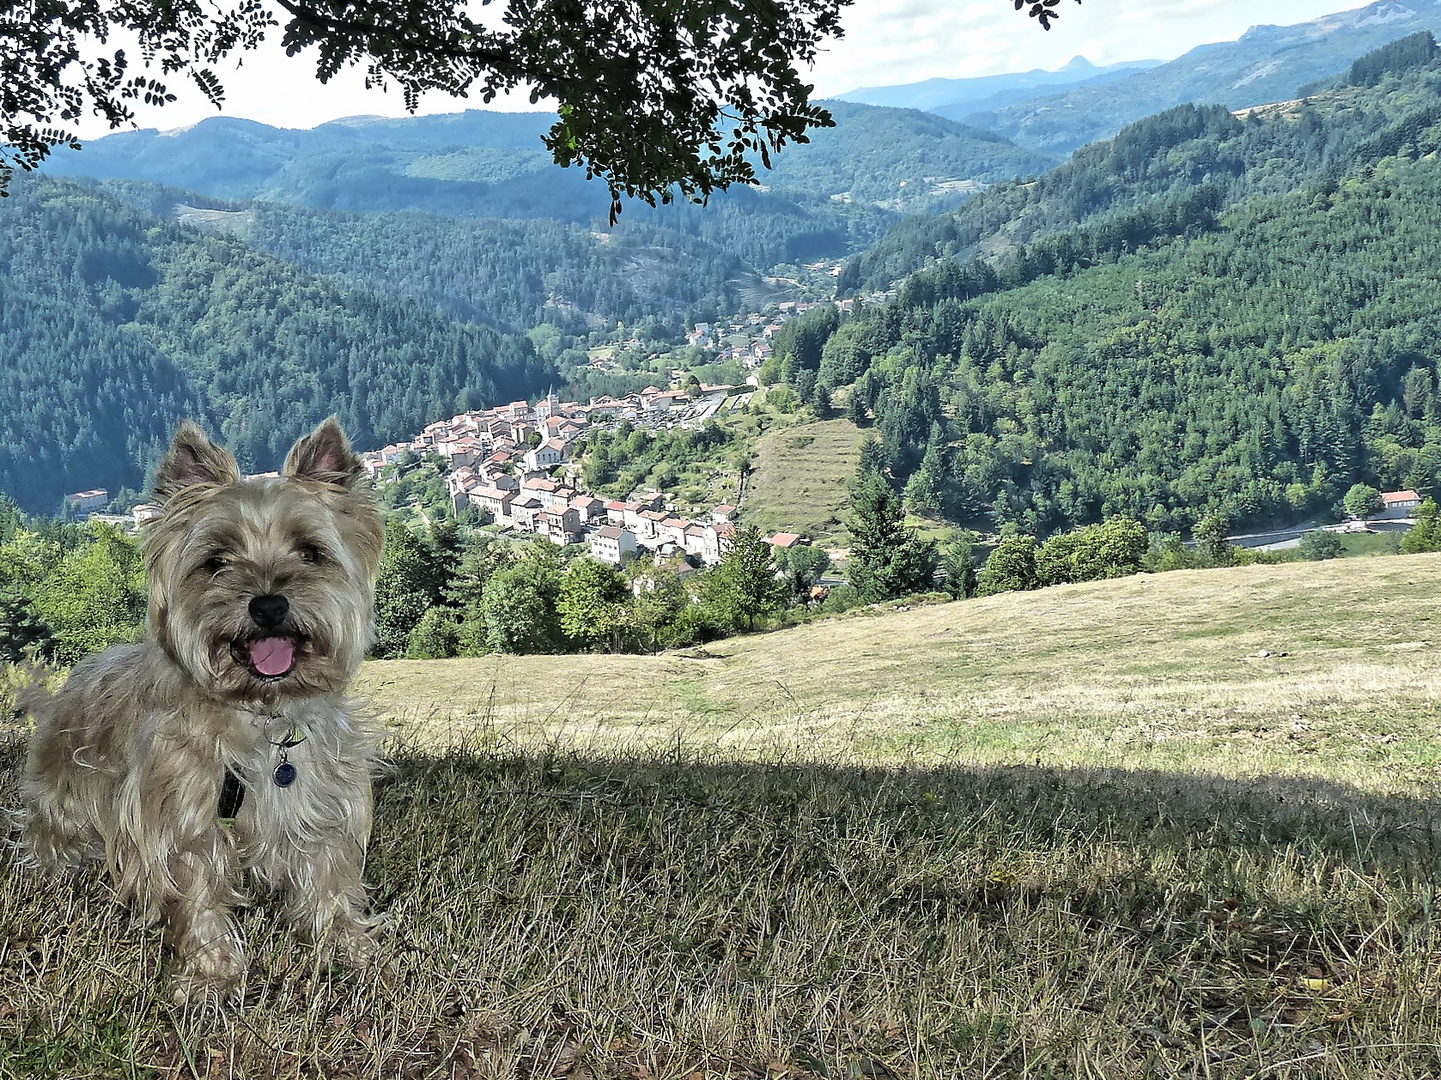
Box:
[842, 0, 1441, 155]
[38, 102, 1053, 242]
[837, 56, 1163, 116]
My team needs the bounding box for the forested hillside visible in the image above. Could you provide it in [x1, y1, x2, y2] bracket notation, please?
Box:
[843, 47, 1441, 294]
[40, 103, 1052, 274]
[244, 205, 748, 334]
[0, 175, 550, 509]
[0, 101, 1051, 511]
[780, 50, 1441, 535]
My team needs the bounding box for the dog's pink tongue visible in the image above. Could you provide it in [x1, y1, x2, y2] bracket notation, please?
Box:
[249, 637, 295, 676]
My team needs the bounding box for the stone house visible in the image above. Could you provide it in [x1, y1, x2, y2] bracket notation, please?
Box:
[589, 525, 638, 565]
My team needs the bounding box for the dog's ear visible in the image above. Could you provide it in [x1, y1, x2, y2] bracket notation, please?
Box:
[154, 422, 241, 500]
[284, 417, 365, 488]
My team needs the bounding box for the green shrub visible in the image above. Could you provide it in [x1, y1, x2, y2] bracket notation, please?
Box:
[976, 535, 1038, 597]
[1299, 529, 1344, 560]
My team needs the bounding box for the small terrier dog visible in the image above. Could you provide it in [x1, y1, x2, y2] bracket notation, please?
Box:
[19, 417, 386, 1003]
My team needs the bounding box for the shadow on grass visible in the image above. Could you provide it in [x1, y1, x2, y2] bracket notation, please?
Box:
[3, 730, 1441, 1079]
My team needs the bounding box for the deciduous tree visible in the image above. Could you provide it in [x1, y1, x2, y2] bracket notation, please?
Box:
[777, 543, 830, 603]
[1034, 517, 1148, 586]
[478, 543, 566, 654]
[626, 557, 691, 653]
[975, 534, 1037, 597]
[1300, 528, 1345, 560]
[1193, 512, 1233, 566]
[405, 605, 461, 659]
[1344, 483, 1384, 520]
[558, 556, 631, 651]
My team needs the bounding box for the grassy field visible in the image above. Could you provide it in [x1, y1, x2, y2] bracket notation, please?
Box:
[361, 555, 1441, 789]
[5, 556, 1441, 1077]
[1338, 530, 1405, 558]
[741, 419, 866, 547]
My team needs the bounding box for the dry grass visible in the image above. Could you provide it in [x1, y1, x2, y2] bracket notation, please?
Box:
[740, 420, 865, 546]
[6, 556, 1441, 1078]
[362, 556, 1441, 791]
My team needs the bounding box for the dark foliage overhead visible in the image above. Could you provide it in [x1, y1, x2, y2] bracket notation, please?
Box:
[2, 0, 849, 219]
[0, 0, 1072, 218]
[1017, 0, 1080, 31]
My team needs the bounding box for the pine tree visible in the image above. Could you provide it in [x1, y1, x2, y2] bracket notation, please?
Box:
[939, 535, 978, 599]
[0, 588, 55, 663]
[811, 382, 833, 419]
[373, 519, 441, 658]
[704, 525, 785, 632]
[845, 471, 937, 602]
[846, 387, 869, 425]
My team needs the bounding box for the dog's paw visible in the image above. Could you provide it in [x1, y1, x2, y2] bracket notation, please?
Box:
[169, 938, 246, 1007]
[325, 912, 386, 968]
[169, 970, 243, 1009]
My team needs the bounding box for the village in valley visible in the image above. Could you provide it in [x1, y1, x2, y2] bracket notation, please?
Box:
[59, 297, 866, 571]
[346, 298, 870, 568]
[56, 275, 1425, 571]
[364, 385, 750, 569]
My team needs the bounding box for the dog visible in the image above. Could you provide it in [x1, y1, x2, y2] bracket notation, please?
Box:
[19, 417, 386, 1003]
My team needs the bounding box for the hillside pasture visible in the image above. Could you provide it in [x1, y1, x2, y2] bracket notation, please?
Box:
[364, 555, 1441, 791]
[4, 556, 1441, 1077]
[741, 419, 866, 546]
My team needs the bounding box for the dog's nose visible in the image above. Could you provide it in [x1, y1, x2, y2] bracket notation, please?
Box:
[249, 594, 290, 628]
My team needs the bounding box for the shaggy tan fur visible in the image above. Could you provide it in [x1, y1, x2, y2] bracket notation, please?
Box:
[19, 418, 386, 1004]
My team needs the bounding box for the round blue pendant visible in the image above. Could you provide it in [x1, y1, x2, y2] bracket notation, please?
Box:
[273, 761, 297, 787]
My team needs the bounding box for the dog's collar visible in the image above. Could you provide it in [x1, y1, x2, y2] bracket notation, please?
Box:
[218, 766, 246, 823]
[216, 724, 306, 823]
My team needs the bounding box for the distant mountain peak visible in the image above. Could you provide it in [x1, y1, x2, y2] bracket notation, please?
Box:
[948, 0, 1441, 156]
[1061, 56, 1098, 71]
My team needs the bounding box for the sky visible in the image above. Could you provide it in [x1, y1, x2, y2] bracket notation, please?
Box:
[73, 0, 1375, 138]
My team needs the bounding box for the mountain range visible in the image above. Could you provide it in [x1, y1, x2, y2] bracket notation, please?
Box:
[9, 0, 1441, 535]
[842, 0, 1441, 156]
[38, 101, 1054, 263]
[837, 56, 1162, 116]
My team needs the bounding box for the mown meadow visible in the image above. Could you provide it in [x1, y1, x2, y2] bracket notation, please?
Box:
[4, 555, 1441, 1078]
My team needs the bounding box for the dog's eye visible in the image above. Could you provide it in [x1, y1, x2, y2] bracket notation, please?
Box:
[202, 554, 228, 574]
[297, 544, 322, 564]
